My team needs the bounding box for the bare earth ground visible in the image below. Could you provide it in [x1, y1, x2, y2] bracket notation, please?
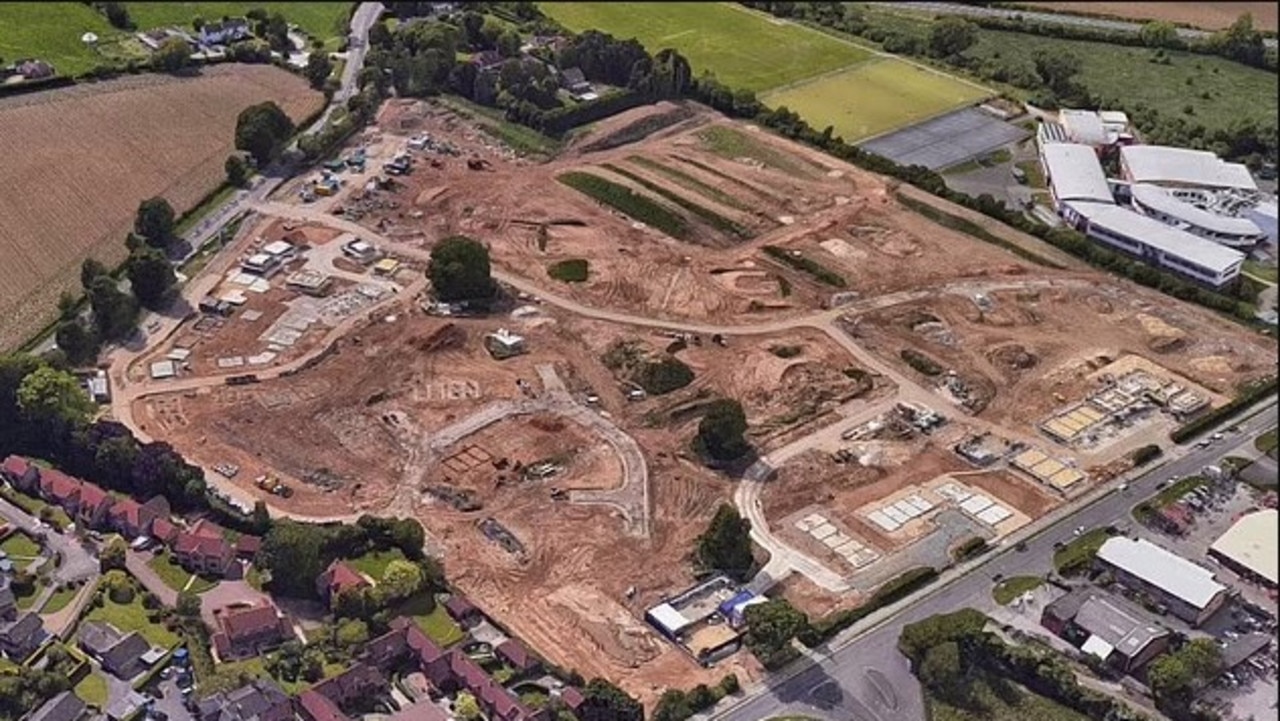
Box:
[129, 96, 1280, 695]
[1022, 2, 1278, 32]
[846, 284, 1274, 432]
[0, 65, 323, 349]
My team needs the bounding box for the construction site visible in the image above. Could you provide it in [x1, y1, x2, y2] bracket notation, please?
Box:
[112, 93, 1280, 700]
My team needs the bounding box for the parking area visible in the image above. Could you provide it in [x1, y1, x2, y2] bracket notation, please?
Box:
[858, 107, 1029, 171]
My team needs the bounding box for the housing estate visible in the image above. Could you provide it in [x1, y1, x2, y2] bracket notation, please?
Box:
[197, 679, 293, 721]
[77, 621, 157, 680]
[1095, 536, 1228, 626]
[26, 691, 86, 721]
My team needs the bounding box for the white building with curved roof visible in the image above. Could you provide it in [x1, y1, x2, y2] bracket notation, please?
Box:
[1209, 509, 1278, 588]
[1120, 145, 1257, 192]
[1130, 184, 1267, 248]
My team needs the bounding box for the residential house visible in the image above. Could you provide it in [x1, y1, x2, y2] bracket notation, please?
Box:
[296, 664, 385, 721]
[107, 496, 169, 539]
[316, 561, 369, 604]
[235, 535, 261, 560]
[386, 699, 450, 721]
[38, 469, 81, 515]
[444, 595, 481, 627]
[151, 518, 180, 545]
[78, 621, 152, 680]
[173, 520, 236, 577]
[559, 687, 586, 717]
[558, 67, 591, 95]
[211, 601, 293, 661]
[471, 50, 506, 72]
[0, 581, 16, 622]
[25, 691, 86, 721]
[1, 456, 38, 491]
[495, 639, 539, 675]
[76, 484, 114, 530]
[295, 691, 346, 721]
[199, 19, 250, 47]
[197, 679, 292, 721]
[0, 613, 47, 660]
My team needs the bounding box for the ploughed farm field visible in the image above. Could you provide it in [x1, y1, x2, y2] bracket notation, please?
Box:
[0, 64, 323, 350]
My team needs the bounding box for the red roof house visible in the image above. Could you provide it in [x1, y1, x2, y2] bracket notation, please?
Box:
[38, 469, 81, 513]
[151, 518, 180, 544]
[212, 602, 293, 660]
[495, 639, 539, 675]
[444, 595, 481, 625]
[174, 531, 236, 577]
[296, 689, 348, 721]
[76, 483, 114, 529]
[316, 561, 370, 604]
[0, 457, 37, 491]
[234, 535, 261, 559]
[560, 687, 585, 713]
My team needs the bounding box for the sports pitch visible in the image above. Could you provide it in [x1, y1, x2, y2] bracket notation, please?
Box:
[538, 2, 870, 92]
[762, 59, 993, 143]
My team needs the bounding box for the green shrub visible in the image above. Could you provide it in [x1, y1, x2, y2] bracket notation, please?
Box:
[547, 258, 589, 283]
[1131, 444, 1162, 466]
[636, 357, 695, 395]
[762, 245, 847, 288]
[601, 163, 752, 239]
[558, 172, 690, 240]
[900, 349, 944, 376]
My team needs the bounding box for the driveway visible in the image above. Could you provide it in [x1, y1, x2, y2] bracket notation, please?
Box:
[0, 496, 98, 586]
[199, 579, 270, 628]
[126, 550, 177, 607]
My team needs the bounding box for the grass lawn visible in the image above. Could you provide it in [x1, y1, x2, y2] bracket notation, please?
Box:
[40, 585, 79, 615]
[74, 672, 109, 707]
[0, 531, 42, 568]
[147, 553, 219, 594]
[992, 576, 1044, 605]
[1257, 427, 1279, 455]
[394, 594, 465, 647]
[0, 3, 125, 77]
[346, 547, 405, 580]
[764, 58, 991, 142]
[1243, 260, 1278, 283]
[215, 654, 343, 695]
[434, 96, 562, 157]
[1052, 528, 1111, 574]
[697, 126, 823, 177]
[85, 590, 181, 649]
[538, 2, 870, 92]
[1015, 159, 1047, 189]
[963, 30, 1277, 133]
[0, 487, 71, 531]
[125, 3, 353, 41]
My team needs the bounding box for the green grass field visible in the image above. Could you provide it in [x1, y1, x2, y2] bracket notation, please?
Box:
[964, 30, 1277, 133]
[927, 674, 1090, 721]
[763, 59, 991, 142]
[74, 672, 109, 707]
[40, 585, 79, 615]
[85, 587, 181, 648]
[992, 576, 1044, 605]
[125, 3, 353, 40]
[0, 3, 123, 76]
[539, 2, 869, 92]
[346, 547, 405, 580]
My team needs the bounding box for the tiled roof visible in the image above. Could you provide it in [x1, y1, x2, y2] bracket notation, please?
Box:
[1, 456, 31, 478]
[218, 603, 285, 642]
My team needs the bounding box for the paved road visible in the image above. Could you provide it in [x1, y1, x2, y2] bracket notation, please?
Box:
[306, 1, 385, 134]
[873, 2, 1279, 48]
[712, 404, 1278, 721]
[0, 497, 98, 586]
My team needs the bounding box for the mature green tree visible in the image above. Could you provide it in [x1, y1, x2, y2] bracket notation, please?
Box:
[695, 399, 749, 461]
[17, 366, 94, 427]
[918, 640, 975, 706]
[80, 259, 108, 290]
[928, 17, 977, 58]
[335, 618, 370, 648]
[1033, 49, 1084, 97]
[1149, 638, 1223, 702]
[1138, 20, 1179, 48]
[235, 101, 295, 166]
[176, 591, 202, 619]
[742, 599, 808, 668]
[427, 235, 496, 302]
[87, 276, 137, 340]
[98, 2, 133, 30]
[696, 504, 753, 579]
[225, 154, 250, 187]
[455, 692, 482, 721]
[898, 608, 989, 664]
[379, 558, 424, 602]
[304, 52, 334, 89]
[577, 679, 643, 721]
[257, 519, 329, 598]
[126, 246, 176, 309]
[55, 320, 97, 366]
[496, 30, 522, 58]
[100, 537, 127, 572]
[134, 197, 176, 247]
[154, 37, 192, 73]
